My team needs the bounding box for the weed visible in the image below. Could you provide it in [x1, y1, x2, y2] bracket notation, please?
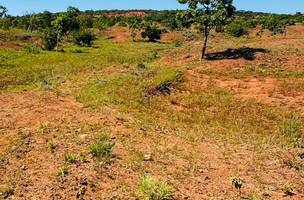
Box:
[281, 117, 304, 147]
[79, 152, 86, 162]
[173, 40, 182, 47]
[89, 133, 115, 160]
[0, 184, 14, 199]
[281, 183, 295, 196]
[138, 174, 173, 200]
[23, 44, 41, 54]
[284, 159, 302, 171]
[57, 164, 69, 177]
[47, 142, 57, 153]
[76, 186, 86, 199]
[230, 175, 243, 193]
[64, 153, 77, 164]
[243, 194, 261, 200]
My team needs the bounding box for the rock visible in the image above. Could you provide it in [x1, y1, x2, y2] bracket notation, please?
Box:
[143, 153, 153, 161]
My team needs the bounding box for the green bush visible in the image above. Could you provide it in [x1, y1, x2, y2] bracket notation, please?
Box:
[141, 25, 162, 42]
[73, 29, 95, 47]
[41, 28, 57, 51]
[259, 15, 292, 35]
[225, 18, 249, 37]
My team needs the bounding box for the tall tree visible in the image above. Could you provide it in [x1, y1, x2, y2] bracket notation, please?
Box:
[178, 0, 235, 59]
[0, 4, 7, 18]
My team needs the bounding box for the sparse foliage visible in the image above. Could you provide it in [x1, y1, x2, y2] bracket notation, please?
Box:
[178, 0, 235, 59]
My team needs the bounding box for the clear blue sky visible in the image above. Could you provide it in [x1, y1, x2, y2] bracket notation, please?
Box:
[2, 0, 304, 16]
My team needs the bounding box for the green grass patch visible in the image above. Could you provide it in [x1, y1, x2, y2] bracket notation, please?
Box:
[0, 39, 172, 90]
[138, 174, 173, 200]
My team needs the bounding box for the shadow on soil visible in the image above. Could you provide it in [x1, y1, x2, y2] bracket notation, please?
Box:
[206, 47, 269, 61]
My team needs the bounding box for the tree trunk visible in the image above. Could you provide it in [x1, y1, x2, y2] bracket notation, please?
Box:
[201, 25, 209, 60]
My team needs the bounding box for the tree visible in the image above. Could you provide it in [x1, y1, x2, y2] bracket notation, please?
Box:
[141, 24, 162, 42]
[128, 17, 143, 41]
[0, 5, 7, 18]
[177, 0, 235, 59]
[73, 29, 95, 47]
[41, 28, 57, 50]
[51, 6, 80, 50]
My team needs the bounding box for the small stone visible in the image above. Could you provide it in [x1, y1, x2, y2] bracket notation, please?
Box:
[79, 134, 87, 141]
[143, 153, 153, 161]
[21, 165, 26, 170]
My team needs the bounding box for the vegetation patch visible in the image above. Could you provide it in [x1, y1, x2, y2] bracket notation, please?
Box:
[138, 174, 173, 200]
[89, 133, 115, 161]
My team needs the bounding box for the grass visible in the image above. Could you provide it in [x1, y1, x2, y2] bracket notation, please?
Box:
[1, 27, 304, 198]
[138, 174, 173, 200]
[0, 184, 14, 199]
[280, 117, 304, 148]
[64, 153, 77, 164]
[89, 133, 115, 160]
[0, 38, 173, 90]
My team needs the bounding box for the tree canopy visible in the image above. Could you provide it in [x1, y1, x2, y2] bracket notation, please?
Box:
[0, 5, 7, 18]
[178, 0, 235, 59]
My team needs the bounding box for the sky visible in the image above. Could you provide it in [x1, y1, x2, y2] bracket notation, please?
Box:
[1, 0, 304, 16]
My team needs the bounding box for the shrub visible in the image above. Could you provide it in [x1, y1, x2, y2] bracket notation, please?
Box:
[225, 18, 249, 37]
[73, 29, 95, 47]
[260, 15, 290, 35]
[141, 25, 162, 42]
[89, 133, 115, 160]
[23, 44, 41, 54]
[138, 175, 173, 200]
[41, 28, 57, 51]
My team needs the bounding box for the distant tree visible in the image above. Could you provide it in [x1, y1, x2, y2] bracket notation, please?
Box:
[0, 4, 7, 18]
[225, 17, 249, 37]
[141, 24, 162, 42]
[128, 17, 143, 41]
[73, 29, 95, 47]
[41, 28, 58, 50]
[177, 0, 235, 59]
[51, 6, 81, 49]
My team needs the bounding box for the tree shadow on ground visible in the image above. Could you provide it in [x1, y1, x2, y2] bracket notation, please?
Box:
[206, 47, 270, 61]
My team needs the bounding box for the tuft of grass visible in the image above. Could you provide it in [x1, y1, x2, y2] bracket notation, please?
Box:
[144, 68, 184, 96]
[281, 183, 295, 196]
[89, 133, 115, 160]
[230, 175, 243, 194]
[57, 164, 69, 177]
[138, 174, 173, 200]
[0, 184, 14, 199]
[47, 142, 57, 153]
[280, 117, 303, 148]
[64, 153, 77, 164]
